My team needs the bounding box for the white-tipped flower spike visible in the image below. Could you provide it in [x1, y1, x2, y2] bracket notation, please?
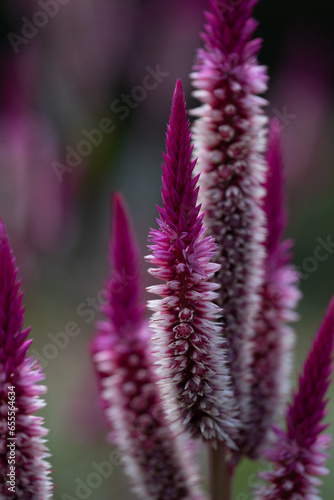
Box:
[91, 194, 206, 500]
[0, 220, 52, 499]
[190, 0, 269, 440]
[255, 297, 334, 500]
[246, 120, 301, 458]
[147, 80, 239, 447]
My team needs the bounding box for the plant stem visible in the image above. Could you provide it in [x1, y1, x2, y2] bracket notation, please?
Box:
[209, 443, 232, 500]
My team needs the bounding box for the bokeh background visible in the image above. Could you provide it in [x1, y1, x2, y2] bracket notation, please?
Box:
[1, 0, 334, 498]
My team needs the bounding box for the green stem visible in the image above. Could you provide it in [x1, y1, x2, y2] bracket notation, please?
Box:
[209, 444, 232, 500]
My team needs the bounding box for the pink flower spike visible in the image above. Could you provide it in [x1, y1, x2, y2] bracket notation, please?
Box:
[147, 80, 239, 447]
[190, 0, 269, 441]
[255, 297, 334, 500]
[91, 194, 206, 500]
[246, 119, 301, 458]
[0, 220, 52, 499]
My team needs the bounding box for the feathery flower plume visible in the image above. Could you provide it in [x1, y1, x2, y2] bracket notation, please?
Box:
[255, 297, 334, 500]
[246, 119, 301, 458]
[190, 0, 269, 432]
[91, 194, 205, 500]
[0, 219, 52, 499]
[147, 80, 238, 446]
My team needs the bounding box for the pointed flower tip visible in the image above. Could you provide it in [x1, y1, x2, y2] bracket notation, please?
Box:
[323, 295, 334, 331]
[304, 295, 334, 375]
[0, 218, 6, 240]
[112, 191, 132, 237]
[0, 220, 12, 266]
[112, 191, 123, 212]
[171, 79, 187, 115]
[110, 191, 140, 269]
[266, 118, 282, 156]
[174, 78, 184, 97]
[266, 118, 282, 159]
[269, 117, 281, 135]
[112, 191, 128, 214]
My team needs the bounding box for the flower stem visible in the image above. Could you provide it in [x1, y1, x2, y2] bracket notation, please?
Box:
[209, 444, 232, 500]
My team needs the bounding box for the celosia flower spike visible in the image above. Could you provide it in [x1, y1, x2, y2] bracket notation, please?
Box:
[91, 194, 205, 500]
[246, 119, 301, 458]
[255, 297, 334, 500]
[0, 219, 52, 499]
[190, 0, 269, 436]
[147, 80, 239, 447]
[90, 192, 143, 443]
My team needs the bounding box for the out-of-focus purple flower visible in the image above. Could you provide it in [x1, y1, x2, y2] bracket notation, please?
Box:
[190, 0, 268, 438]
[270, 28, 332, 198]
[91, 194, 205, 500]
[245, 119, 301, 458]
[255, 297, 334, 500]
[90, 190, 144, 445]
[0, 111, 73, 280]
[147, 80, 238, 447]
[0, 220, 52, 498]
[0, 46, 76, 274]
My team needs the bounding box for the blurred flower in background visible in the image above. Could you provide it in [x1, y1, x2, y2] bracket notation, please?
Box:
[269, 27, 333, 201]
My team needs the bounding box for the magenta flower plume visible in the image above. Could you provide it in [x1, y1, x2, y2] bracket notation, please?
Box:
[0, 220, 52, 498]
[91, 194, 205, 500]
[190, 0, 269, 433]
[246, 119, 301, 458]
[146, 80, 239, 447]
[256, 297, 334, 500]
